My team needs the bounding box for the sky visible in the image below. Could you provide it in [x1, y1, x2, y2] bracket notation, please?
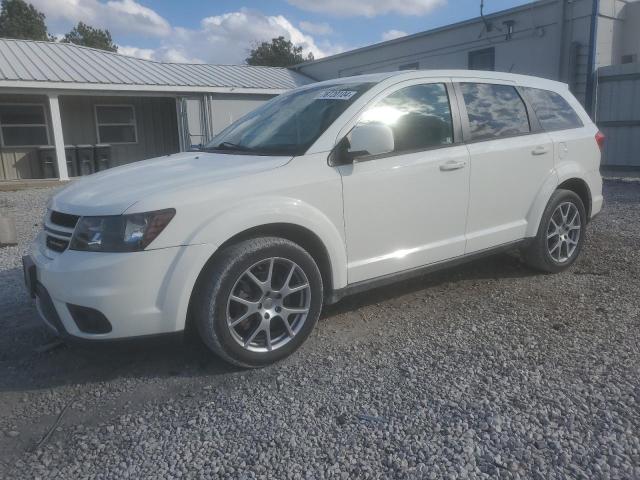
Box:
[29, 0, 533, 64]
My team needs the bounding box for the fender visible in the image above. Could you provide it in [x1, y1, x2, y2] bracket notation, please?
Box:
[555, 160, 591, 187]
[525, 160, 593, 238]
[188, 195, 349, 291]
[525, 169, 560, 237]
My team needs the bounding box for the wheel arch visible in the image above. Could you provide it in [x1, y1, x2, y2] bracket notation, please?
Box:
[557, 177, 592, 220]
[184, 223, 337, 335]
[217, 223, 334, 295]
[526, 167, 594, 238]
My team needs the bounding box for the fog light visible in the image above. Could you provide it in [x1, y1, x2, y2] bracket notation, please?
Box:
[67, 304, 112, 334]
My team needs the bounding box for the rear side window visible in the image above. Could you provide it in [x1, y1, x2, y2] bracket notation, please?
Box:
[459, 83, 530, 141]
[356, 83, 454, 153]
[524, 87, 583, 131]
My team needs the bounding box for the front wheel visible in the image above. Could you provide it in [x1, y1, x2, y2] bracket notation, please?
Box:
[523, 189, 587, 273]
[194, 237, 323, 368]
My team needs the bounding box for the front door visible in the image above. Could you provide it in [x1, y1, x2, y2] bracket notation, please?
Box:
[337, 82, 471, 284]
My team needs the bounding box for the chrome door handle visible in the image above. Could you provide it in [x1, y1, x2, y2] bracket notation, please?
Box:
[439, 160, 467, 171]
[532, 146, 550, 156]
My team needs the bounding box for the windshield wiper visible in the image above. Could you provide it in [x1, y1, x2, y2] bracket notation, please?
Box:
[206, 141, 253, 152]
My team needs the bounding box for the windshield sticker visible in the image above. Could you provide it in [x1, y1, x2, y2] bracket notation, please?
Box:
[315, 90, 358, 100]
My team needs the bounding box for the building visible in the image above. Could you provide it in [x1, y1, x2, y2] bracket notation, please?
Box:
[292, 0, 640, 167]
[0, 38, 313, 182]
[295, 0, 638, 110]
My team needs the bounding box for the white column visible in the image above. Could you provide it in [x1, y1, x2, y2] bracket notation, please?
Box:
[175, 97, 186, 152]
[47, 94, 69, 181]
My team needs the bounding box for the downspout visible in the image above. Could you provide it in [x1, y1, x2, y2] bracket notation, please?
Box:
[584, 0, 600, 117]
[556, 0, 567, 82]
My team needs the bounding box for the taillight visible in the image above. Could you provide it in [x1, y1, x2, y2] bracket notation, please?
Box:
[595, 131, 605, 151]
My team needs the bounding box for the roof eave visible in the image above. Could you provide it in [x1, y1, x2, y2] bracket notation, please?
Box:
[0, 80, 289, 95]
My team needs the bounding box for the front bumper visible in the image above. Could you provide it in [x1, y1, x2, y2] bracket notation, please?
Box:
[27, 232, 217, 341]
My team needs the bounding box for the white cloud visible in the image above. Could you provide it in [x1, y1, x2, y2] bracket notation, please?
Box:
[116, 45, 156, 60]
[299, 20, 333, 35]
[30, 0, 171, 37]
[287, 0, 446, 17]
[30, 2, 343, 64]
[381, 29, 408, 41]
[160, 9, 337, 64]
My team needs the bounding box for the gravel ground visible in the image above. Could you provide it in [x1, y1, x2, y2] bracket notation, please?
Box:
[0, 181, 639, 480]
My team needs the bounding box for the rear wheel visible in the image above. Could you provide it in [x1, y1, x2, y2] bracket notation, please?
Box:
[524, 189, 586, 273]
[194, 237, 323, 368]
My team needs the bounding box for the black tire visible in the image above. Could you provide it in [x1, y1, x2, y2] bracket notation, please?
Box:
[193, 237, 323, 368]
[524, 189, 587, 273]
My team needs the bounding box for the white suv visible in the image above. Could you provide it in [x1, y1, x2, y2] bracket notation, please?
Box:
[24, 70, 603, 367]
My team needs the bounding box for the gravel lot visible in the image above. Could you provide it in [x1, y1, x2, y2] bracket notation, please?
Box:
[1, 180, 639, 480]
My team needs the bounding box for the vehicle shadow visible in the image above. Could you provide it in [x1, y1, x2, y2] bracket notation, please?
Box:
[323, 250, 536, 318]
[0, 251, 536, 392]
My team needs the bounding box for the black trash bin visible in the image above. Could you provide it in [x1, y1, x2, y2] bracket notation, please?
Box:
[65, 145, 77, 177]
[37, 146, 57, 178]
[94, 144, 112, 172]
[76, 144, 95, 176]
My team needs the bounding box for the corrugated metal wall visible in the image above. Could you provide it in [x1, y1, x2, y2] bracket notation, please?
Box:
[596, 63, 640, 167]
[0, 94, 181, 179]
[60, 95, 179, 167]
[207, 93, 274, 135]
[179, 93, 275, 149]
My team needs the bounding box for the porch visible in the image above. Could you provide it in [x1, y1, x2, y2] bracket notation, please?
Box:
[0, 92, 181, 181]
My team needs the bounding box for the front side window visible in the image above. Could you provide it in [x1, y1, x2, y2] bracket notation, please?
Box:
[95, 105, 137, 144]
[460, 83, 530, 141]
[350, 83, 454, 156]
[524, 87, 583, 131]
[205, 82, 374, 156]
[0, 104, 49, 147]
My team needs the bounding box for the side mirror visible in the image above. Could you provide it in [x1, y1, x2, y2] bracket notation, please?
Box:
[349, 122, 394, 158]
[329, 122, 395, 166]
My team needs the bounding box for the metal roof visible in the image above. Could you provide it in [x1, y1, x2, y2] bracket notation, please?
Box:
[0, 38, 313, 93]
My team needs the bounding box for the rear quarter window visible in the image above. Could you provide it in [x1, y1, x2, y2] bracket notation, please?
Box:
[523, 87, 583, 131]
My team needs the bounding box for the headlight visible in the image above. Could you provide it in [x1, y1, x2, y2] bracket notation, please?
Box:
[70, 209, 175, 252]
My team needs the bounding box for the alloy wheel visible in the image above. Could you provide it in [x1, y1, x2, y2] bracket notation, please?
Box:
[226, 257, 311, 352]
[546, 201, 581, 263]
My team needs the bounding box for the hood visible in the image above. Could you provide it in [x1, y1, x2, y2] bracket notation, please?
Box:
[50, 152, 292, 216]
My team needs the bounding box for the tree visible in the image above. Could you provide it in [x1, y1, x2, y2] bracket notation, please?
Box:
[246, 36, 313, 67]
[0, 0, 49, 41]
[63, 22, 117, 52]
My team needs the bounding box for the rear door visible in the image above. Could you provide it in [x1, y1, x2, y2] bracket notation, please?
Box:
[453, 80, 554, 253]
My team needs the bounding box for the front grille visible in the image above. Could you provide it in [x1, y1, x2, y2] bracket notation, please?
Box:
[46, 236, 69, 252]
[50, 211, 80, 229]
[45, 210, 77, 254]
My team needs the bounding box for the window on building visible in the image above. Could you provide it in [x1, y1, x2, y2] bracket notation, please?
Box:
[95, 105, 137, 144]
[524, 87, 583, 131]
[468, 47, 495, 71]
[353, 83, 454, 155]
[0, 104, 49, 147]
[399, 62, 419, 71]
[459, 83, 530, 140]
[621, 54, 637, 64]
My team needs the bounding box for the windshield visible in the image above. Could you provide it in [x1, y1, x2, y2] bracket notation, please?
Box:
[203, 82, 374, 156]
